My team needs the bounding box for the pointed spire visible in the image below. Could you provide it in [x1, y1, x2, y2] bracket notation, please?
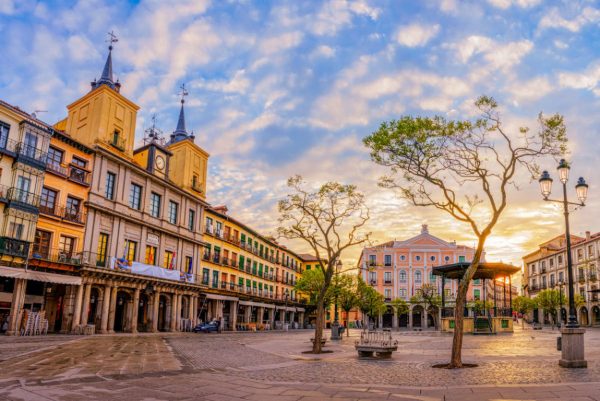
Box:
[92, 31, 118, 91]
[169, 84, 192, 144]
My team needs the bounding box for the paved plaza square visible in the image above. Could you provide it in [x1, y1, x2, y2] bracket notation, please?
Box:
[1, 326, 600, 400]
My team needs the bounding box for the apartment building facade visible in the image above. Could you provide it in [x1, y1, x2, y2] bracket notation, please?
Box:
[524, 232, 600, 326]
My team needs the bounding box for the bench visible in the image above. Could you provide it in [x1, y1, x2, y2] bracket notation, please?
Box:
[355, 330, 398, 359]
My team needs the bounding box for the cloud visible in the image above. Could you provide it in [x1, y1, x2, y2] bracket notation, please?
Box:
[259, 31, 303, 55]
[193, 70, 251, 94]
[311, 45, 336, 58]
[487, 0, 541, 9]
[538, 6, 600, 32]
[506, 76, 553, 102]
[558, 64, 600, 92]
[395, 23, 440, 47]
[310, 0, 380, 36]
[448, 35, 533, 73]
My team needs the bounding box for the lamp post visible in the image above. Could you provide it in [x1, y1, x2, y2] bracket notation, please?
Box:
[283, 288, 289, 330]
[538, 159, 589, 368]
[558, 280, 565, 326]
[331, 260, 342, 340]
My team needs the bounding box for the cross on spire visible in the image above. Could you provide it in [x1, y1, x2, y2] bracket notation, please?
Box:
[106, 30, 118, 50]
[178, 83, 189, 104]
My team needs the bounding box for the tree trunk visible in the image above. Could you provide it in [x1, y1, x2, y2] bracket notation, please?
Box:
[449, 237, 486, 368]
[312, 297, 325, 353]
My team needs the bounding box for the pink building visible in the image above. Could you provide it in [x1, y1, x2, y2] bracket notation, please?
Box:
[359, 224, 484, 329]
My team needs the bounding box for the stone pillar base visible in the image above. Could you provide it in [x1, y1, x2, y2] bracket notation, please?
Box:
[559, 327, 587, 368]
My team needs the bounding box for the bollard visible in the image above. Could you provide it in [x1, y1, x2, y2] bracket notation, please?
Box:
[557, 336, 562, 351]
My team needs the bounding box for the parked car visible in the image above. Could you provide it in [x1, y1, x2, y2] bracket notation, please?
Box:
[193, 321, 220, 333]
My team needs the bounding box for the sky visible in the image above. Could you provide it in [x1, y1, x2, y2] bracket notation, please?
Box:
[1, 0, 600, 269]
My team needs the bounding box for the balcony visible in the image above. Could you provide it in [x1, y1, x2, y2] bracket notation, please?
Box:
[202, 252, 210, 261]
[68, 166, 90, 186]
[0, 137, 18, 156]
[384, 280, 393, 285]
[368, 261, 376, 267]
[7, 187, 41, 209]
[15, 142, 47, 169]
[369, 280, 377, 286]
[191, 180, 203, 194]
[46, 161, 68, 177]
[205, 226, 214, 236]
[590, 274, 598, 282]
[384, 263, 392, 267]
[30, 246, 83, 266]
[0, 237, 30, 258]
[579, 277, 586, 284]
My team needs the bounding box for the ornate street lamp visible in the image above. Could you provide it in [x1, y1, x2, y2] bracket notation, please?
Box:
[331, 260, 343, 340]
[538, 159, 589, 368]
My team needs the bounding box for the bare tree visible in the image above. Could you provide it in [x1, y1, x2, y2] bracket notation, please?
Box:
[278, 175, 370, 353]
[364, 96, 567, 368]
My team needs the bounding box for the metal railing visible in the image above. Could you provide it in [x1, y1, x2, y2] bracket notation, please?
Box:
[30, 247, 83, 266]
[0, 236, 30, 258]
[7, 187, 41, 207]
[46, 161, 68, 176]
[16, 142, 47, 165]
[68, 166, 90, 185]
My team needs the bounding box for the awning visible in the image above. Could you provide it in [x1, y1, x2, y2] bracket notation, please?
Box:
[0, 266, 82, 285]
[239, 300, 275, 308]
[205, 293, 239, 301]
[275, 306, 297, 312]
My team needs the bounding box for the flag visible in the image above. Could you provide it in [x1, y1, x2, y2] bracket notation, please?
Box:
[187, 257, 193, 274]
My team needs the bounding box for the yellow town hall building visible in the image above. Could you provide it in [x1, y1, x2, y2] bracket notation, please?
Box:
[0, 41, 309, 335]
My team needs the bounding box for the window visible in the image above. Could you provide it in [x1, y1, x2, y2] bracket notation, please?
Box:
[444, 256, 450, 262]
[23, 131, 38, 157]
[399, 270, 407, 283]
[400, 255, 406, 261]
[188, 209, 195, 231]
[129, 183, 142, 210]
[399, 288, 407, 298]
[185, 256, 193, 274]
[168, 201, 178, 224]
[71, 156, 87, 168]
[40, 187, 57, 214]
[202, 268, 210, 285]
[368, 271, 377, 284]
[550, 258, 554, 267]
[550, 274, 555, 287]
[47, 146, 64, 169]
[7, 222, 23, 244]
[368, 255, 376, 266]
[124, 240, 137, 262]
[559, 271, 564, 282]
[415, 255, 421, 261]
[430, 255, 436, 262]
[105, 172, 116, 199]
[150, 193, 161, 218]
[16, 176, 30, 201]
[0, 121, 9, 148]
[384, 255, 392, 266]
[216, 221, 222, 236]
[577, 249, 583, 261]
[384, 289, 391, 299]
[458, 255, 466, 262]
[474, 289, 481, 300]
[65, 196, 81, 220]
[415, 271, 422, 283]
[384, 271, 392, 283]
[97, 233, 109, 267]
[530, 264, 536, 274]
[212, 270, 219, 288]
[164, 250, 174, 269]
[33, 230, 51, 258]
[542, 275, 547, 287]
[145, 246, 157, 265]
[58, 236, 75, 258]
[474, 278, 481, 285]
[589, 245, 595, 256]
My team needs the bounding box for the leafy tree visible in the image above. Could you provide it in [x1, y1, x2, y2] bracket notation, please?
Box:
[390, 297, 409, 322]
[411, 283, 442, 329]
[535, 289, 565, 327]
[358, 280, 387, 329]
[278, 176, 370, 353]
[513, 295, 536, 328]
[364, 96, 567, 368]
[468, 300, 493, 315]
[336, 275, 360, 336]
[294, 268, 332, 306]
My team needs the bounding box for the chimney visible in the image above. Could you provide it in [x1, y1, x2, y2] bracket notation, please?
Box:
[586, 231, 591, 240]
[213, 205, 228, 215]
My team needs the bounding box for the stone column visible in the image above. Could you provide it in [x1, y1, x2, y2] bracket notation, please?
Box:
[290, 311, 295, 327]
[152, 290, 161, 332]
[270, 307, 276, 327]
[188, 295, 194, 330]
[230, 301, 238, 331]
[257, 307, 265, 325]
[131, 287, 140, 334]
[7, 278, 26, 335]
[244, 306, 252, 323]
[70, 283, 84, 333]
[408, 307, 413, 329]
[79, 283, 92, 326]
[170, 293, 178, 332]
[392, 309, 398, 330]
[378, 313, 383, 329]
[423, 310, 428, 329]
[108, 286, 118, 334]
[99, 284, 112, 334]
[60, 286, 75, 333]
[298, 312, 305, 329]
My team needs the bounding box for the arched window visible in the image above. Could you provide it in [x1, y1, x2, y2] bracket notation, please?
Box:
[415, 270, 422, 283]
[399, 270, 407, 282]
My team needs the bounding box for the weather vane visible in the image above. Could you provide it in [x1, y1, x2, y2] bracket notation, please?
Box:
[178, 83, 189, 104]
[144, 114, 164, 145]
[106, 30, 118, 50]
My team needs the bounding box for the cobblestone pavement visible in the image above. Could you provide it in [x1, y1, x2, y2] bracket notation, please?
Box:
[1, 327, 600, 400]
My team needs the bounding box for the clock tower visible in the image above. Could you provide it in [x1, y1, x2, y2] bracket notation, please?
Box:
[133, 115, 171, 179]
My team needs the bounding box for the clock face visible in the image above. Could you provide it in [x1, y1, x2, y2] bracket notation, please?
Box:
[155, 155, 165, 171]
